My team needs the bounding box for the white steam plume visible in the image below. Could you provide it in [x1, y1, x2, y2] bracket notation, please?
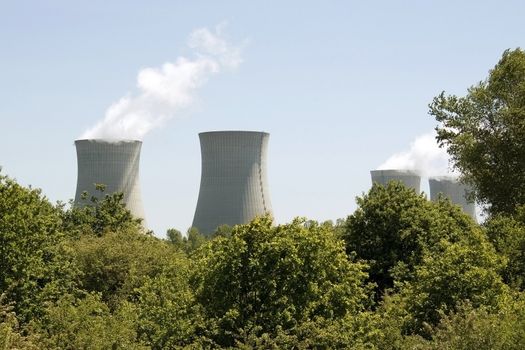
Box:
[81, 24, 242, 140]
[378, 131, 456, 177]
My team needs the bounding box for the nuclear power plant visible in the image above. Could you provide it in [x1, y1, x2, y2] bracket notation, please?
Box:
[192, 131, 272, 235]
[370, 169, 421, 193]
[429, 177, 476, 220]
[70, 135, 476, 234]
[74, 139, 146, 221]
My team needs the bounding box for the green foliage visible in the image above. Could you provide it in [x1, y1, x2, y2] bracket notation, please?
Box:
[343, 181, 506, 336]
[166, 228, 184, 247]
[430, 48, 525, 215]
[166, 227, 207, 254]
[192, 216, 372, 347]
[0, 173, 78, 322]
[342, 182, 477, 297]
[0, 294, 40, 350]
[62, 187, 143, 237]
[212, 224, 233, 238]
[68, 229, 187, 308]
[35, 293, 147, 350]
[134, 270, 205, 349]
[485, 205, 525, 290]
[406, 295, 525, 349]
[233, 312, 384, 349]
[186, 227, 206, 253]
[392, 239, 507, 335]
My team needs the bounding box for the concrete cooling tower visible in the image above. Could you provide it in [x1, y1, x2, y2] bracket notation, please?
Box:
[192, 131, 272, 235]
[370, 169, 421, 193]
[429, 177, 476, 220]
[74, 139, 146, 221]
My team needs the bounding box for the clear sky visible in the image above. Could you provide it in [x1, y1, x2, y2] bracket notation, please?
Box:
[1, 1, 524, 237]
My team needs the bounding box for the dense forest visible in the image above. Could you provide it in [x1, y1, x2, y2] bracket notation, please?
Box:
[2, 49, 525, 349]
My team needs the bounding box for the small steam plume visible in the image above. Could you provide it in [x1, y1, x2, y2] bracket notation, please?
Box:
[81, 24, 242, 140]
[378, 131, 456, 177]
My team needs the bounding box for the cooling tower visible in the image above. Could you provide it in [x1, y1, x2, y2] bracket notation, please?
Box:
[192, 131, 272, 235]
[74, 139, 146, 221]
[370, 169, 421, 193]
[429, 177, 476, 220]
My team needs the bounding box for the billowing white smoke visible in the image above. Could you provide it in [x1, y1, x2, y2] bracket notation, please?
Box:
[378, 131, 456, 177]
[81, 24, 242, 140]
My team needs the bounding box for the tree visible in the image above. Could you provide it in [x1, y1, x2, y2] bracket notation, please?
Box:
[68, 229, 188, 308]
[166, 227, 207, 254]
[0, 294, 40, 349]
[429, 48, 525, 215]
[191, 216, 372, 347]
[166, 228, 185, 250]
[35, 293, 147, 349]
[134, 269, 205, 349]
[391, 239, 507, 336]
[484, 205, 525, 290]
[342, 182, 478, 298]
[61, 186, 144, 237]
[185, 227, 206, 253]
[405, 295, 525, 349]
[0, 172, 78, 322]
[233, 311, 384, 349]
[212, 224, 233, 238]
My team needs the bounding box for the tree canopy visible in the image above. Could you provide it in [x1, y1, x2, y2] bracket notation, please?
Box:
[430, 48, 525, 215]
[342, 181, 479, 297]
[192, 216, 372, 347]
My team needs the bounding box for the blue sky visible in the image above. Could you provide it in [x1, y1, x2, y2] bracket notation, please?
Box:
[1, 1, 524, 236]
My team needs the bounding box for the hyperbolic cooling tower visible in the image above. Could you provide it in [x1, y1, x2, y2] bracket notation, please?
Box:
[370, 169, 421, 193]
[429, 177, 476, 220]
[74, 139, 146, 221]
[192, 131, 272, 235]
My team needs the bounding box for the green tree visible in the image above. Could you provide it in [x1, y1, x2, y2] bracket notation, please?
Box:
[0, 294, 40, 350]
[391, 239, 507, 335]
[62, 186, 144, 237]
[68, 229, 187, 308]
[0, 172, 78, 322]
[166, 227, 207, 254]
[342, 182, 477, 298]
[192, 216, 372, 347]
[134, 269, 205, 349]
[485, 205, 525, 290]
[35, 293, 147, 350]
[429, 48, 525, 215]
[166, 228, 185, 250]
[405, 295, 525, 349]
[185, 226, 206, 253]
[212, 224, 233, 238]
[233, 311, 384, 349]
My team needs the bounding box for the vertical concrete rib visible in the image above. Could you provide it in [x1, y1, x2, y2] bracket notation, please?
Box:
[192, 131, 272, 235]
[429, 177, 476, 220]
[74, 139, 146, 221]
[370, 169, 421, 193]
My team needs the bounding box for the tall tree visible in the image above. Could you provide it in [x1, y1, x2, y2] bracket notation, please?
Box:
[192, 216, 372, 347]
[429, 48, 525, 215]
[484, 204, 525, 290]
[0, 173, 78, 322]
[342, 182, 478, 298]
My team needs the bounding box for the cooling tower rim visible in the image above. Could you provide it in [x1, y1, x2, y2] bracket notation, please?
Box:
[429, 175, 461, 183]
[371, 169, 421, 176]
[75, 139, 142, 145]
[199, 130, 269, 136]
